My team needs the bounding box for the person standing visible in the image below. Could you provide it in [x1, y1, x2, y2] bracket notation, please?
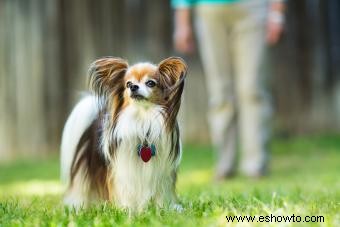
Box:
[172, 0, 285, 179]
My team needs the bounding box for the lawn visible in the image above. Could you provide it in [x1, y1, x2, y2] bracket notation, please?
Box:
[0, 135, 339, 226]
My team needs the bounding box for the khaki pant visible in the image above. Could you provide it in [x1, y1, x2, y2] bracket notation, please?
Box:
[194, 0, 272, 177]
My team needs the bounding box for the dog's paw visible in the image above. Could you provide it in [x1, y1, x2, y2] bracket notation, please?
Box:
[171, 203, 184, 213]
[63, 195, 85, 210]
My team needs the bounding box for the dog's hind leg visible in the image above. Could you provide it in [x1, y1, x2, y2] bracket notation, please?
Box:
[63, 164, 90, 209]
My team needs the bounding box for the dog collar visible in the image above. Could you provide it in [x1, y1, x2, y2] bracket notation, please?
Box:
[137, 143, 156, 163]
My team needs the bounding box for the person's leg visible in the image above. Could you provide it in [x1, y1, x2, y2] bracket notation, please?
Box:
[232, 0, 272, 176]
[194, 5, 237, 179]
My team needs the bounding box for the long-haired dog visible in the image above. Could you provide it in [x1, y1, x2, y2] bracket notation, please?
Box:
[60, 56, 187, 212]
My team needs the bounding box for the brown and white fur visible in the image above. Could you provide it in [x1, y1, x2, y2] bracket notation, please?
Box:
[60, 57, 187, 212]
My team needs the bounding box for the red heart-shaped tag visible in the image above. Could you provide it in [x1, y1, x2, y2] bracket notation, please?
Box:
[140, 146, 152, 162]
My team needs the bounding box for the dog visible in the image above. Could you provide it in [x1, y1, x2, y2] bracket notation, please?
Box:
[60, 56, 187, 212]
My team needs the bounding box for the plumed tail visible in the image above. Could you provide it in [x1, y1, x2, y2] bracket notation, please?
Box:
[60, 96, 99, 184]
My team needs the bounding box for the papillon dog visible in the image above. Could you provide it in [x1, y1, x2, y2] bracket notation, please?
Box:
[60, 56, 187, 212]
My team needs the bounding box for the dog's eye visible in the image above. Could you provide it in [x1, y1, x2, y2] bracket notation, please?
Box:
[145, 80, 156, 88]
[126, 81, 132, 88]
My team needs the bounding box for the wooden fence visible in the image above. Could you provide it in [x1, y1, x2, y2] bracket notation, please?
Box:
[0, 0, 339, 160]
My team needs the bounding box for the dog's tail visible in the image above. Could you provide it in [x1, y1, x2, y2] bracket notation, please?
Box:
[60, 95, 99, 185]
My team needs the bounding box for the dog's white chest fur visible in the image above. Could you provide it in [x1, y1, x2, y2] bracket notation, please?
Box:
[109, 103, 176, 210]
[113, 103, 164, 143]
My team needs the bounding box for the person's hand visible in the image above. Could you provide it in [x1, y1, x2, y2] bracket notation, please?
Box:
[266, 2, 285, 45]
[266, 17, 284, 45]
[174, 24, 195, 54]
[173, 8, 195, 55]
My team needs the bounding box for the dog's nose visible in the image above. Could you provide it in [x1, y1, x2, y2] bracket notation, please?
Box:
[130, 84, 139, 92]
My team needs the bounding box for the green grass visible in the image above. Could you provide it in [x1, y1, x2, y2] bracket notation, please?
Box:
[1, 135, 340, 226]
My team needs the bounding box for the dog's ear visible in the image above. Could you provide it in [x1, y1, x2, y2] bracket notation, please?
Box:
[158, 57, 187, 89]
[158, 57, 187, 130]
[88, 57, 128, 105]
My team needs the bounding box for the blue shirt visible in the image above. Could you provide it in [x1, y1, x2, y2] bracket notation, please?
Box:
[171, 0, 239, 8]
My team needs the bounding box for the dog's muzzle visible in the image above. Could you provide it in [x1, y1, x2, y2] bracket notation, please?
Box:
[131, 92, 145, 100]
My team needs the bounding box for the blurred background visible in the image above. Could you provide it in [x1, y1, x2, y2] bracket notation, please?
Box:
[0, 0, 340, 160]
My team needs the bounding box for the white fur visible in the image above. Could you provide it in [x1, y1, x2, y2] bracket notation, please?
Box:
[109, 101, 180, 210]
[60, 96, 99, 185]
[61, 96, 182, 211]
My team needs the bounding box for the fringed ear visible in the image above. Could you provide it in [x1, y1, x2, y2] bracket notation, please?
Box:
[88, 57, 128, 107]
[158, 57, 187, 93]
[158, 57, 187, 130]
